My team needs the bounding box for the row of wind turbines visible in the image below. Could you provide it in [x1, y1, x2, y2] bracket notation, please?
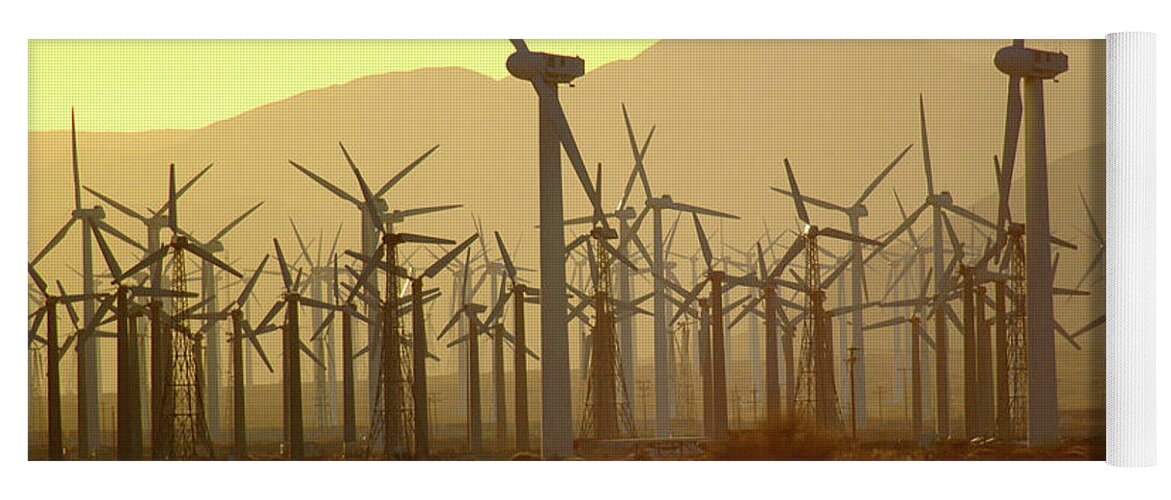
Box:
[28, 39, 1104, 460]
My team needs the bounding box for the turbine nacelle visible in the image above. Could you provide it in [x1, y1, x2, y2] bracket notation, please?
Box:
[995, 44, 1068, 80]
[147, 216, 170, 229]
[590, 226, 618, 240]
[506, 50, 585, 85]
[73, 206, 105, 220]
[645, 194, 675, 210]
[612, 206, 639, 220]
[927, 192, 954, 207]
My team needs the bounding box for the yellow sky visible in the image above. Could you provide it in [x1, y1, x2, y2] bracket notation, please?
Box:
[28, 39, 655, 132]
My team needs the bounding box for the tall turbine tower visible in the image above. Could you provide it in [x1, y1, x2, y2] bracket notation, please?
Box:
[994, 39, 1069, 446]
[507, 39, 608, 458]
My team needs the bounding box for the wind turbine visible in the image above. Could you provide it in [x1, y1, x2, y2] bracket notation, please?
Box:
[563, 122, 656, 421]
[388, 232, 479, 457]
[992, 39, 1070, 446]
[288, 221, 344, 433]
[616, 106, 739, 439]
[778, 158, 882, 433]
[211, 258, 272, 461]
[438, 248, 491, 455]
[470, 216, 519, 451]
[863, 97, 1011, 437]
[27, 267, 87, 460]
[85, 162, 213, 432]
[289, 142, 449, 420]
[770, 144, 911, 430]
[507, 38, 610, 458]
[304, 254, 382, 454]
[179, 201, 264, 441]
[488, 232, 542, 451]
[30, 110, 145, 457]
[117, 165, 241, 460]
[82, 228, 214, 461]
[239, 239, 331, 459]
[726, 241, 808, 424]
[569, 165, 642, 441]
[867, 269, 937, 442]
[340, 155, 455, 458]
[664, 214, 738, 437]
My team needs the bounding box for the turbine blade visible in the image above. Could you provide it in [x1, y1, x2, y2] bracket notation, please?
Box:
[539, 88, 609, 231]
[770, 235, 806, 280]
[399, 233, 456, 246]
[494, 231, 518, 282]
[601, 239, 639, 272]
[288, 160, 361, 207]
[237, 255, 269, 308]
[857, 144, 914, 205]
[273, 239, 293, 290]
[182, 239, 242, 278]
[83, 187, 148, 223]
[1072, 314, 1106, 339]
[340, 143, 386, 233]
[818, 227, 882, 246]
[942, 203, 997, 231]
[692, 212, 713, 270]
[168, 163, 178, 233]
[248, 335, 275, 373]
[375, 145, 440, 198]
[209, 202, 263, 245]
[1078, 187, 1104, 245]
[771, 187, 849, 213]
[999, 75, 1023, 233]
[31, 217, 77, 267]
[94, 220, 145, 252]
[71, 109, 82, 210]
[864, 316, 908, 331]
[117, 245, 169, 282]
[423, 234, 478, 279]
[670, 277, 709, 325]
[437, 304, 468, 341]
[666, 200, 739, 220]
[783, 158, 810, 225]
[919, 94, 935, 195]
[893, 189, 920, 246]
[299, 340, 327, 369]
[90, 223, 123, 279]
[867, 202, 929, 264]
[620, 103, 655, 202]
[28, 264, 49, 296]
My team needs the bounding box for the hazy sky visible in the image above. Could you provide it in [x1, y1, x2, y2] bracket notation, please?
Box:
[28, 39, 655, 132]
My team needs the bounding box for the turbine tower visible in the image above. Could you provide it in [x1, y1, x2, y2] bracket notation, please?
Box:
[507, 39, 608, 458]
[994, 39, 1068, 447]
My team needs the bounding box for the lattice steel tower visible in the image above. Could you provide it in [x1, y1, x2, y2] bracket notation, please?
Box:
[1005, 224, 1029, 440]
[367, 236, 415, 458]
[673, 320, 696, 425]
[794, 231, 843, 433]
[580, 226, 636, 440]
[164, 238, 215, 459]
